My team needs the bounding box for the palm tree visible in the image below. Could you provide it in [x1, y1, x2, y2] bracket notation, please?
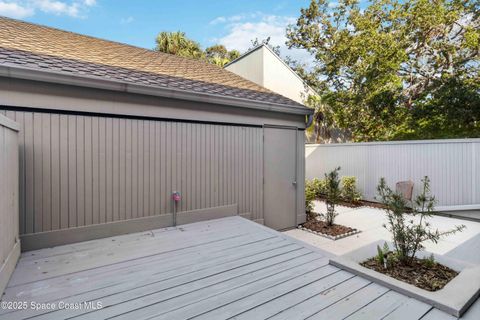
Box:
[155, 31, 204, 59]
[155, 32, 242, 66]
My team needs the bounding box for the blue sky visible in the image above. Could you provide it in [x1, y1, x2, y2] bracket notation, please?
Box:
[0, 0, 323, 61]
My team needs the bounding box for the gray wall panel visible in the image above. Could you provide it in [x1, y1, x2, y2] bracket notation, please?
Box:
[1, 110, 264, 235]
[0, 113, 20, 294]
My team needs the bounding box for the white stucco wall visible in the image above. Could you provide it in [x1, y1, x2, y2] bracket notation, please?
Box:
[224, 48, 263, 86]
[225, 45, 316, 105]
[261, 47, 314, 104]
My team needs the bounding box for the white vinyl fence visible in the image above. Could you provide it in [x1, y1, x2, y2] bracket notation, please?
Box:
[306, 139, 480, 211]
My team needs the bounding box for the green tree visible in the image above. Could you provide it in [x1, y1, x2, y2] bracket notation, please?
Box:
[155, 32, 241, 66]
[376, 176, 464, 265]
[155, 31, 204, 59]
[287, 0, 480, 141]
[205, 44, 241, 67]
[323, 167, 341, 226]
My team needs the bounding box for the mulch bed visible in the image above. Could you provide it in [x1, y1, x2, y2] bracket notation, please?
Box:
[316, 197, 412, 212]
[301, 220, 360, 240]
[361, 255, 458, 291]
[316, 196, 364, 208]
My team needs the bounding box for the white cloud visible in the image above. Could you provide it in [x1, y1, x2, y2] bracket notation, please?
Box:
[120, 16, 134, 24]
[214, 13, 313, 65]
[0, 0, 95, 19]
[33, 0, 80, 17]
[0, 1, 34, 18]
[209, 16, 226, 25]
[209, 12, 261, 25]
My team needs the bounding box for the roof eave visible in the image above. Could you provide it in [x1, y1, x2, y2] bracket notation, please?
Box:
[0, 64, 313, 116]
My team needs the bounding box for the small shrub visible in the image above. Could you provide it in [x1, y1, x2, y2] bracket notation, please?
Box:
[311, 177, 327, 198]
[424, 253, 436, 268]
[376, 242, 390, 269]
[386, 251, 397, 269]
[322, 167, 341, 226]
[376, 176, 465, 266]
[376, 245, 385, 266]
[341, 176, 362, 203]
[305, 180, 316, 214]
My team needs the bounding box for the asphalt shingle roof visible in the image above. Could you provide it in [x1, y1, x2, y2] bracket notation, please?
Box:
[0, 17, 307, 109]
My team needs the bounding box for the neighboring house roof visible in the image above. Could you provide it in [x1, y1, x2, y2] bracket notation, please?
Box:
[0, 17, 312, 115]
[225, 44, 317, 104]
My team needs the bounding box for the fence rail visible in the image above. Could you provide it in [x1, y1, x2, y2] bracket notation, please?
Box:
[306, 139, 480, 211]
[0, 114, 20, 295]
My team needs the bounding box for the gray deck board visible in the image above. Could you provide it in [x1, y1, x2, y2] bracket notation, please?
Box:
[307, 283, 389, 320]
[344, 290, 408, 320]
[5, 235, 287, 307]
[3, 232, 277, 302]
[381, 298, 432, 320]
[0, 216, 478, 320]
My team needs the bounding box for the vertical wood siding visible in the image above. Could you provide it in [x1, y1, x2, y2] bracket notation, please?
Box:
[306, 140, 480, 209]
[0, 115, 19, 271]
[296, 131, 306, 223]
[0, 110, 264, 235]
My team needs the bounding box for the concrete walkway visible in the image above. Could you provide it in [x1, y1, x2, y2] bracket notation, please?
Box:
[284, 200, 480, 265]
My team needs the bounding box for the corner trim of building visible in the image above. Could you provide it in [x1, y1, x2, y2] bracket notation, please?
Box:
[0, 241, 20, 295]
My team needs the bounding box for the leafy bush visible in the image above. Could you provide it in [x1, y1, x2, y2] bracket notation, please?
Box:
[305, 177, 328, 219]
[305, 179, 316, 215]
[341, 176, 362, 203]
[322, 167, 341, 226]
[310, 178, 327, 198]
[376, 176, 465, 265]
[424, 253, 436, 268]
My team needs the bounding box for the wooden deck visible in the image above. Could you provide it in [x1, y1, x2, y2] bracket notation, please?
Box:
[0, 216, 478, 319]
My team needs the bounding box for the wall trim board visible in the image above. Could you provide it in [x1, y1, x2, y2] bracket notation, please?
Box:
[0, 114, 20, 131]
[0, 241, 20, 295]
[239, 212, 252, 220]
[176, 204, 238, 226]
[0, 105, 264, 128]
[20, 205, 241, 251]
[253, 218, 265, 225]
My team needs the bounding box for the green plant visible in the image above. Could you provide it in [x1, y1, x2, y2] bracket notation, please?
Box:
[341, 176, 362, 203]
[386, 252, 397, 269]
[311, 177, 327, 198]
[376, 242, 390, 269]
[322, 167, 341, 226]
[305, 179, 316, 218]
[376, 176, 465, 265]
[424, 253, 436, 268]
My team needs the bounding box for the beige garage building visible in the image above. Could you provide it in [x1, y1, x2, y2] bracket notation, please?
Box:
[0, 17, 313, 251]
